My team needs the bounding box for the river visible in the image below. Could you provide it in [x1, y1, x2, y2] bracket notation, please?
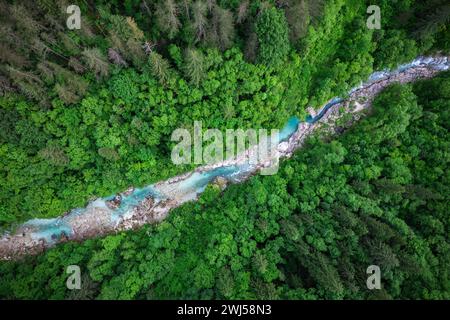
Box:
[0, 55, 448, 260]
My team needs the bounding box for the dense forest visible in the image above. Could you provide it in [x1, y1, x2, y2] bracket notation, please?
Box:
[0, 0, 449, 299]
[1, 73, 448, 299]
[1, 0, 448, 228]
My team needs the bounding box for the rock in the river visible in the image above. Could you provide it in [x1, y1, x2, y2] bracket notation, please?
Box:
[122, 187, 134, 196]
[134, 196, 155, 217]
[141, 196, 154, 211]
[106, 195, 122, 210]
[212, 176, 228, 190]
[60, 231, 69, 242]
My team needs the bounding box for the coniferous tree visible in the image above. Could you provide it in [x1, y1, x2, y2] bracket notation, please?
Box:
[36, 0, 58, 15]
[68, 57, 86, 74]
[6, 66, 48, 106]
[108, 48, 128, 67]
[107, 15, 146, 68]
[109, 31, 127, 55]
[0, 74, 14, 96]
[181, 0, 192, 19]
[208, 5, 235, 51]
[155, 0, 181, 39]
[126, 17, 145, 41]
[44, 13, 65, 33]
[205, 0, 215, 13]
[148, 51, 171, 86]
[10, 4, 42, 40]
[54, 83, 79, 105]
[183, 48, 205, 86]
[307, 0, 324, 23]
[0, 43, 30, 68]
[126, 38, 147, 68]
[58, 32, 81, 56]
[64, 73, 88, 102]
[31, 39, 52, 60]
[126, 17, 147, 66]
[37, 61, 56, 83]
[236, 0, 249, 24]
[191, 1, 208, 42]
[37, 61, 87, 104]
[82, 48, 110, 78]
[366, 239, 400, 273]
